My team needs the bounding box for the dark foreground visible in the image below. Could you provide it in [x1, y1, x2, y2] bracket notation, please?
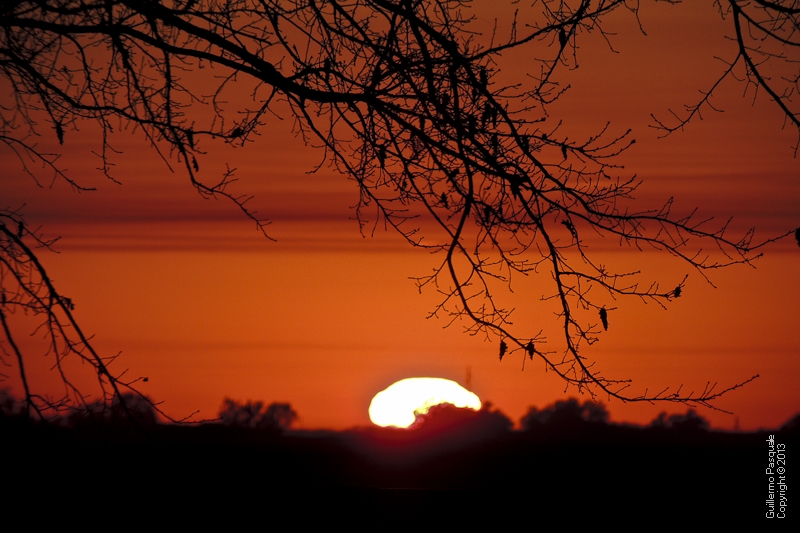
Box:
[4, 411, 794, 523]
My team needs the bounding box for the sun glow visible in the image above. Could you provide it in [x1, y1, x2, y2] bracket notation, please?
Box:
[368, 377, 482, 428]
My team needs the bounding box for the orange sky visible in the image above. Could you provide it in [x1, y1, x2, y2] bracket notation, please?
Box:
[2, 1, 798, 430]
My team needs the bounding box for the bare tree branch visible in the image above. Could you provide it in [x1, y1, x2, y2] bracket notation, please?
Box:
[1, 0, 796, 418]
[652, 0, 800, 153]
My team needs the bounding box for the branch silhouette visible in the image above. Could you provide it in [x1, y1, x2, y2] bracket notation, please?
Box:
[0, 209, 173, 422]
[651, 0, 800, 153]
[1, 0, 796, 418]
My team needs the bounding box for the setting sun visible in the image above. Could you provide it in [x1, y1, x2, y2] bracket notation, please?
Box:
[368, 377, 482, 428]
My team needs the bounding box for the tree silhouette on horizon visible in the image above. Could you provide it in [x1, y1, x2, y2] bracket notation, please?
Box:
[1, 0, 797, 419]
[219, 398, 298, 432]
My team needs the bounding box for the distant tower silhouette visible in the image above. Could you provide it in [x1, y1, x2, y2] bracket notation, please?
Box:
[466, 365, 472, 391]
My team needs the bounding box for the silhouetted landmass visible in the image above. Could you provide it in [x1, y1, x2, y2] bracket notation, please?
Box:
[2, 398, 796, 521]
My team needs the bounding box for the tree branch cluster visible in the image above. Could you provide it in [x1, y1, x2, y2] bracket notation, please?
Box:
[652, 0, 800, 152]
[1, 0, 796, 417]
[0, 209, 161, 420]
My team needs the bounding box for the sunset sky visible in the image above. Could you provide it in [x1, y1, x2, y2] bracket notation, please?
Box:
[2, 1, 798, 431]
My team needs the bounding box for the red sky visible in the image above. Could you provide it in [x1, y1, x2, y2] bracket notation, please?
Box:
[2, 1, 798, 430]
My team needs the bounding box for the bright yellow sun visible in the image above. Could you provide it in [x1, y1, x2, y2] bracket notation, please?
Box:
[368, 377, 482, 428]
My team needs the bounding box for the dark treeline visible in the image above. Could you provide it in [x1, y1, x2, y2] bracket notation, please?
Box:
[3, 395, 796, 520]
